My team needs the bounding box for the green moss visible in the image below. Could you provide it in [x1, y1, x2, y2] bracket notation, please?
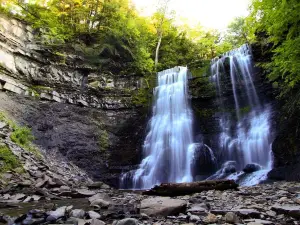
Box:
[132, 88, 151, 107]
[0, 112, 41, 156]
[194, 108, 216, 118]
[31, 85, 53, 91]
[89, 81, 100, 88]
[54, 51, 67, 64]
[0, 144, 21, 173]
[189, 76, 216, 99]
[27, 88, 40, 97]
[98, 130, 109, 152]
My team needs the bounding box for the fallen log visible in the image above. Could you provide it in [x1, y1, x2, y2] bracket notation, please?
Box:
[143, 180, 239, 196]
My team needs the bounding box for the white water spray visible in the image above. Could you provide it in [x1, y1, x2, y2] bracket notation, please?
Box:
[210, 44, 273, 184]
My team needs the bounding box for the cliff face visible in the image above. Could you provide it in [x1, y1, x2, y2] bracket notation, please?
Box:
[0, 14, 148, 186]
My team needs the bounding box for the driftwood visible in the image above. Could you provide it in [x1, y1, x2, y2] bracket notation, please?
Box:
[143, 180, 239, 196]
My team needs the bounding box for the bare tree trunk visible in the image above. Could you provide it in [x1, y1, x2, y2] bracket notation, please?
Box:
[154, 32, 162, 71]
[143, 180, 239, 196]
[153, 0, 171, 71]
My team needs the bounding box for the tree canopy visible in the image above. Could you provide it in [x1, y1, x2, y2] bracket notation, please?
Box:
[0, 0, 226, 77]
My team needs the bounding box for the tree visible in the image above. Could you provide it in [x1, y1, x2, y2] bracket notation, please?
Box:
[153, 0, 171, 71]
[225, 17, 249, 47]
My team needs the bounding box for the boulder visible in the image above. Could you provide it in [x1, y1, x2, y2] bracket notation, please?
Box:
[88, 182, 105, 189]
[88, 193, 112, 204]
[233, 209, 260, 218]
[90, 199, 111, 208]
[46, 206, 66, 221]
[73, 189, 96, 198]
[225, 212, 239, 223]
[244, 219, 273, 224]
[112, 218, 139, 225]
[189, 214, 200, 222]
[271, 204, 300, 218]
[0, 122, 7, 129]
[70, 209, 85, 219]
[203, 213, 217, 223]
[90, 218, 106, 225]
[88, 211, 101, 219]
[187, 204, 208, 215]
[243, 164, 262, 173]
[140, 197, 187, 217]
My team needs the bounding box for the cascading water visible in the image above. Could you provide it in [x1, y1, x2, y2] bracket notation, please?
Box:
[210, 44, 273, 185]
[121, 66, 197, 189]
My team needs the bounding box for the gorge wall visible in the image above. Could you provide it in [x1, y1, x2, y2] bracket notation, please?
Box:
[1, 13, 299, 187]
[0, 14, 148, 186]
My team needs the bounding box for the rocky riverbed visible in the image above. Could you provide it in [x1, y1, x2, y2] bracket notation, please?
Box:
[1, 181, 300, 225]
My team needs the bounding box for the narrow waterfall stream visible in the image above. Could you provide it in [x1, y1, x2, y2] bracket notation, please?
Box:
[209, 44, 273, 185]
[121, 66, 196, 189]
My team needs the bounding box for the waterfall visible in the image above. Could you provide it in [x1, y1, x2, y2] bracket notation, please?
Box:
[121, 66, 195, 189]
[210, 44, 272, 183]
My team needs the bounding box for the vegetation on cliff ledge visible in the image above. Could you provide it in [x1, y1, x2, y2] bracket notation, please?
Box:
[0, 112, 40, 156]
[0, 144, 21, 173]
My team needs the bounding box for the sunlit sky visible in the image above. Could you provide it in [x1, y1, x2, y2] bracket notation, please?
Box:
[132, 0, 251, 31]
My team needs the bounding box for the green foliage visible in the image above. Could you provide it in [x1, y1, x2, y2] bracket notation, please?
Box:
[248, 0, 300, 90]
[1, 0, 230, 76]
[0, 144, 21, 173]
[0, 111, 40, 156]
[10, 127, 34, 149]
[189, 74, 216, 99]
[132, 88, 151, 107]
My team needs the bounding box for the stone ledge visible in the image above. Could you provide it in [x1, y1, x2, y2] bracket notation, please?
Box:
[0, 74, 134, 110]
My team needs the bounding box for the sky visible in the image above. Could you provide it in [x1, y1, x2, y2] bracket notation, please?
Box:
[132, 0, 251, 31]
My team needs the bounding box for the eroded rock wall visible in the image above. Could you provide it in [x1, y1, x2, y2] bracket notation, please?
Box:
[0, 14, 148, 186]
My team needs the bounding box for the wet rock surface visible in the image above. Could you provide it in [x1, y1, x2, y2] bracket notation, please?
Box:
[0, 92, 147, 186]
[1, 181, 300, 224]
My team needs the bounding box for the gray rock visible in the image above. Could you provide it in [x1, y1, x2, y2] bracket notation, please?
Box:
[244, 219, 274, 224]
[59, 185, 71, 192]
[203, 213, 217, 223]
[88, 182, 104, 189]
[88, 211, 101, 219]
[73, 189, 96, 198]
[225, 212, 239, 223]
[40, 93, 53, 101]
[23, 217, 45, 225]
[65, 217, 79, 225]
[243, 163, 262, 173]
[233, 209, 261, 218]
[11, 193, 26, 201]
[271, 204, 300, 218]
[90, 199, 111, 208]
[70, 209, 85, 219]
[19, 180, 32, 187]
[89, 193, 112, 204]
[0, 121, 7, 129]
[113, 218, 138, 225]
[187, 204, 208, 215]
[189, 214, 200, 222]
[47, 206, 66, 221]
[32, 195, 41, 201]
[23, 196, 33, 203]
[35, 176, 49, 188]
[140, 197, 187, 217]
[90, 218, 106, 225]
